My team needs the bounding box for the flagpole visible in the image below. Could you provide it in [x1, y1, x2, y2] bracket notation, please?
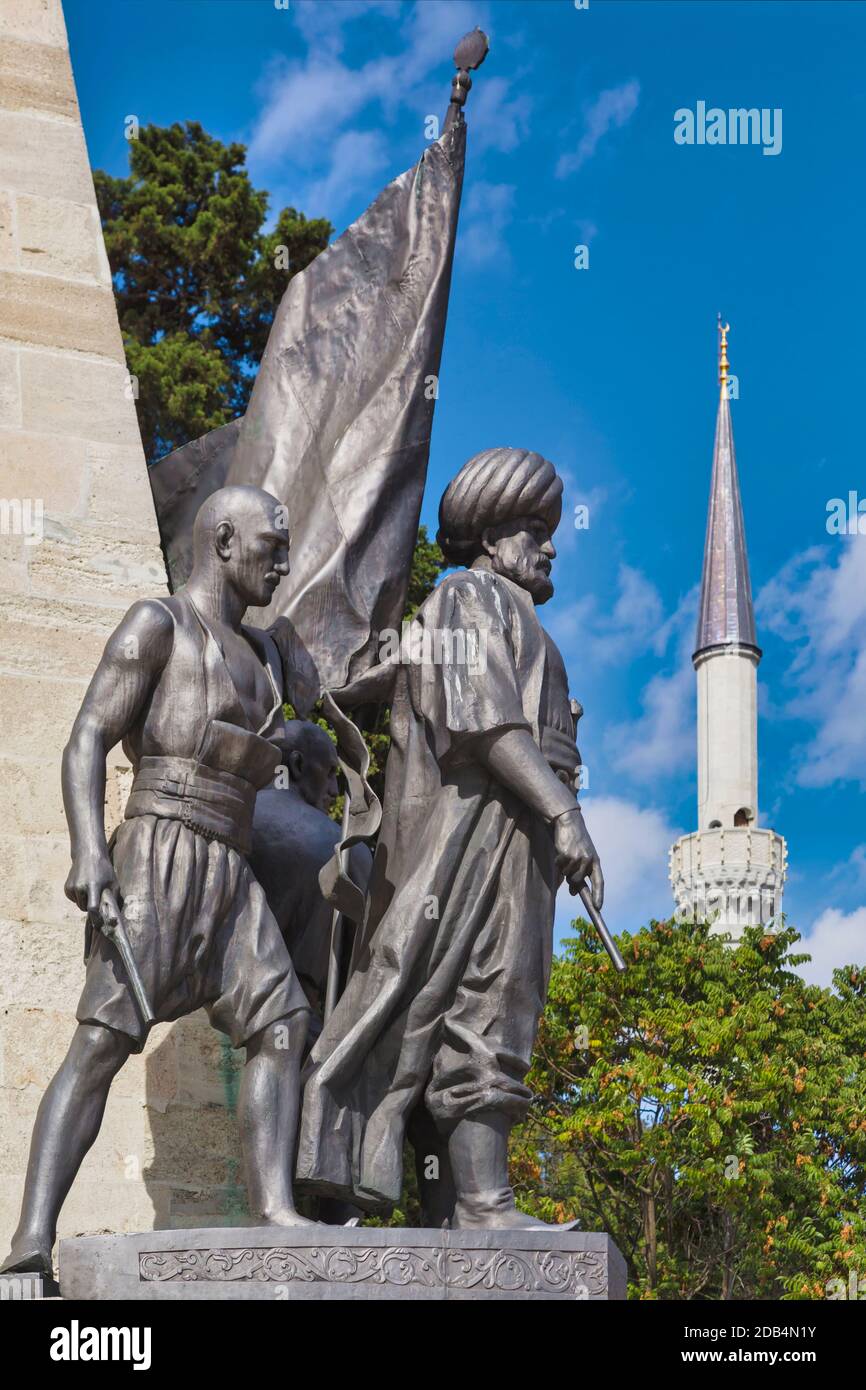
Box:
[323, 793, 351, 1024]
[319, 29, 490, 1026]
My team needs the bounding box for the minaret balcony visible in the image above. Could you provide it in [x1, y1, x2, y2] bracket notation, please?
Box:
[668, 825, 787, 938]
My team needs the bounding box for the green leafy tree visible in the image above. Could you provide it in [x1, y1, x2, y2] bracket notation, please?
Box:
[95, 120, 332, 460]
[509, 918, 866, 1299]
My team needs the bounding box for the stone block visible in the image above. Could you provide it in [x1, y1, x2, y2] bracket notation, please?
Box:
[17, 194, 105, 283]
[0, 33, 77, 121]
[83, 442, 161, 527]
[0, 342, 21, 428]
[0, 595, 116, 682]
[163, 1186, 251, 1231]
[142, 1102, 243, 1187]
[0, 110, 93, 204]
[0, 757, 66, 833]
[0, 190, 15, 270]
[0, 1006, 77, 1092]
[0, 830, 76, 923]
[172, 1013, 243, 1110]
[0, 673, 85, 762]
[0, 429, 88, 513]
[20, 349, 141, 446]
[0, 1085, 147, 1194]
[26, 526, 167, 604]
[0, 268, 123, 358]
[0, 534, 29, 595]
[57, 1179, 158, 1243]
[0, 0, 67, 49]
[0, 918, 83, 1014]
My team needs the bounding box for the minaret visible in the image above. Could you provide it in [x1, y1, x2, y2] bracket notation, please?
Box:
[669, 320, 787, 937]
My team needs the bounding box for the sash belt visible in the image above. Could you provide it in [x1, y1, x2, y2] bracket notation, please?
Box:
[125, 756, 259, 855]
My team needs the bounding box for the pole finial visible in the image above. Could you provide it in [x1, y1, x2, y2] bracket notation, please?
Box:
[718, 313, 730, 395]
[444, 28, 490, 130]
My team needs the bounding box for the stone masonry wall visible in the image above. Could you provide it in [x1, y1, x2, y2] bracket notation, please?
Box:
[0, 0, 248, 1254]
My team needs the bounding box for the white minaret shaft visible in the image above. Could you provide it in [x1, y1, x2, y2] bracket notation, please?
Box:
[696, 647, 759, 829]
[669, 320, 786, 937]
[694, 323, 760, 830]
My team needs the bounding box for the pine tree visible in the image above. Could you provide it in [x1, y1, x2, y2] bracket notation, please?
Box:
[95, 120, 332, 460]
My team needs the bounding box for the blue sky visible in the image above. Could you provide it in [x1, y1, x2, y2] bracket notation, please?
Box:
[65, 0, 866, 982]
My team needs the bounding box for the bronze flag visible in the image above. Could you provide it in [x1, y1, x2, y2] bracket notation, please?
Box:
[149, 31, 489, 697]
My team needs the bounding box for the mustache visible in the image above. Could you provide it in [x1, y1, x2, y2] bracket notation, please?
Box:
[519, 555, 551, 577]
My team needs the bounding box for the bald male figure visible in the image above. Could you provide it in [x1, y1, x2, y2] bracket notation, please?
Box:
[2, 486, 315, 1281]
[250, 720, 372, 1025]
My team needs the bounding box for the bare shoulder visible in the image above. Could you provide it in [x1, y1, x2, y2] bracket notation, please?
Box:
[105, 597, 175, 665]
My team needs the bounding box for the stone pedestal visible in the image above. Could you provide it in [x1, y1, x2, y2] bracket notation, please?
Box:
[59, 1225, 627, 1301]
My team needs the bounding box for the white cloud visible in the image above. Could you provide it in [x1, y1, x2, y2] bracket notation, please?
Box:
[828, 843, 866, 891]
[603, 584, 697, 785]
[546, 573, 697, 787]
[290, 0, 397, 58]
[606, 663, 695, 785]
[556, 794, 682, 939]
[302, 129, 390, 219]
[249, 55, 388, 168]
[608, 565, 665, 649]
[756, 538, 866, 788]
[247, 0, 508, 222]
[459, 180, 516, 267]
[796, 906, 866, 988]
[398, 0, 485, 89]
[551, 477, 605, 557]
[469, 75, 531, 154]
[555, 80, 640, 179]
[547, 563, 666, 664]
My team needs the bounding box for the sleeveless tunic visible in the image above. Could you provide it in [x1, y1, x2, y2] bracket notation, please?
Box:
[77, 591, 308, 1050]
[123, 592, 285, 856]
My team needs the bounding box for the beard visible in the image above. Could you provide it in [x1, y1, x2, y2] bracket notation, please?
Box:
[494, 552, 554, 604]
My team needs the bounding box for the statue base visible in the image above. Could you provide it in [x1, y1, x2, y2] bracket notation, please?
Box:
[59, 1225, 627, 1300]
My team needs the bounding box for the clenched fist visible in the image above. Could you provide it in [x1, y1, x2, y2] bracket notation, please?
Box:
[64, 849, 117, 918]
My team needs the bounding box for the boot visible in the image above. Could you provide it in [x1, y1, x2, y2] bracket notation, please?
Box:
[448, 1110, 578, 1230]
[0, 1239, 58, 1297]
[0, 1241, 53, 1279]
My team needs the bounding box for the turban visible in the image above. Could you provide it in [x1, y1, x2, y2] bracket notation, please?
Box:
[436, 447, 563, 565]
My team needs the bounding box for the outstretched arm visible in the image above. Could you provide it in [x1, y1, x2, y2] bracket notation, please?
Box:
[62, 599, 174, 915]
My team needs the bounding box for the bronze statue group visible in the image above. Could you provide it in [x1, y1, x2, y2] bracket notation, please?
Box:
[2, 447, 604, 1280]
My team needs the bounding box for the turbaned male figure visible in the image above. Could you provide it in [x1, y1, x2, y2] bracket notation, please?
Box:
[297, 447, 604, 1228]
[2, 485, 315, 1280]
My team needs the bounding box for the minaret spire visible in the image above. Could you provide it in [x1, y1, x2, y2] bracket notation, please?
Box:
[694, 318, 759, 658]
[670, 318, 786, 939]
